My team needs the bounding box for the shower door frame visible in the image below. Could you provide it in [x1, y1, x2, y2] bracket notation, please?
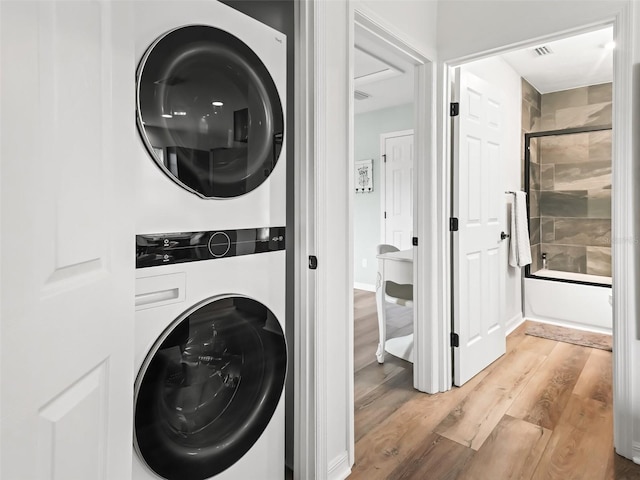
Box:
[524, 125, 613, 287]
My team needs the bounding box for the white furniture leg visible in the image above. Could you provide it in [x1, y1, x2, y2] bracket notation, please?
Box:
[375, 271, 386, 363]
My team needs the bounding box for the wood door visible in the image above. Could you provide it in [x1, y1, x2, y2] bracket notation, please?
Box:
[452, 69, 506, 386]
[382, 130, 414, 250]
[1, 2, 135, 478]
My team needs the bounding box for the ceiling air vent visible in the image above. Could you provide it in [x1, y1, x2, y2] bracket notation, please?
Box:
[354, 90, 371, 101]
[534, 46, 553, 56]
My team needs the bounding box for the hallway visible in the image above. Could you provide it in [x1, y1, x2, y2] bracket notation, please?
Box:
[351, 289, 640, 479]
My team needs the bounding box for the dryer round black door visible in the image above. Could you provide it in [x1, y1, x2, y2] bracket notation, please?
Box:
[134, 296, 287, 480]
[136, 25, 284, 198]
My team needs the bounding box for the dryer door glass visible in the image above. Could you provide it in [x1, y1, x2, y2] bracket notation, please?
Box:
[137, 25, 284, 198]
[134, 297, 287, 480]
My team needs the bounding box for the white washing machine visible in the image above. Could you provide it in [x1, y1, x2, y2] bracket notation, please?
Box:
[134, 228, 287, 480]
[134, 1, 286, 233]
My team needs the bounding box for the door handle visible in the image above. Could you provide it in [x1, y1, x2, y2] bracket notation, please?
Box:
[500, 231, 510, 241]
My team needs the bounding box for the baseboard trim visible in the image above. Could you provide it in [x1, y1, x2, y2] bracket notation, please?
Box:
[353, 282, 375, 292]
[633, 442, 640, 465]
[505, 312, 524, 336]
[327, 451, 351, 480]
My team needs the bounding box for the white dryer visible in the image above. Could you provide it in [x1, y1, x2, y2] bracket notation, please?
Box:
[134, 1, 286, 233]
[134, 228, 286, 480]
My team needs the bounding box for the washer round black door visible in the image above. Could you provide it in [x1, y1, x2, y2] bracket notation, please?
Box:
[136, 25, 284, 198]
[134, 296, 287, 480]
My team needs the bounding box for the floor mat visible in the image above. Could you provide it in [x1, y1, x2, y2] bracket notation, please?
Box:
[525, 322, 612, 351]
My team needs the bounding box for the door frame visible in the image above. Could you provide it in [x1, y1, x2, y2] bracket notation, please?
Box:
[439, 9, 636, 460]
[379, 129, 414, 247]
[351, 6, 439, 399]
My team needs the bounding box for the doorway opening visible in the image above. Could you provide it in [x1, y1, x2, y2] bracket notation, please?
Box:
[352, 18, 416, 440]
[348, 9, 440, 460]
[449, 25, 615, 387]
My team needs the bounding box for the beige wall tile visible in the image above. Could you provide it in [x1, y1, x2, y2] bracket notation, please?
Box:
[539, 132, 589, 164]
[541, 86, 589, 112]
[588, 83, 612, 105]
[586, 246, 612, 276]
[554, 102, 612, 130]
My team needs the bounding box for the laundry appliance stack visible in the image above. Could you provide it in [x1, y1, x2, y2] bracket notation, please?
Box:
[132, 2, 287, 479]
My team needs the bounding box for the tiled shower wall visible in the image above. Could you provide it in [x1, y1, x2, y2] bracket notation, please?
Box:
[522, 79, 542, 271]
[524, 82, 612, 276]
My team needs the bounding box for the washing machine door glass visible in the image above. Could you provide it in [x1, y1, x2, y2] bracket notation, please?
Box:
[134, 297, 287, 480]
[137, 25, 284, 198]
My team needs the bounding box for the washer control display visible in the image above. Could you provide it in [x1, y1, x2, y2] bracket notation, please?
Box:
[136, 227, 285, 268]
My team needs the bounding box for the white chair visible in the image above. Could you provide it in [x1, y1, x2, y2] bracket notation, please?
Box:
[375, 244, 414, 363]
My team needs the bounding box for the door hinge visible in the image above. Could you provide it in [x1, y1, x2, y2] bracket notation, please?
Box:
[308, 255, 318, 270]
[412, 237, 418, 246]
[449, 217, 459, 231]
[382, 154, 387, 163]
[450, 102, 459, 117]
[384, 211, 387, 219]
[450, 332, 460, 347]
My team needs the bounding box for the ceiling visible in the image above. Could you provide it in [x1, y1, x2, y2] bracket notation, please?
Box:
[353, 25, 414, 114]
[499, 27, 613, 93]
[353, 26, 613, 114]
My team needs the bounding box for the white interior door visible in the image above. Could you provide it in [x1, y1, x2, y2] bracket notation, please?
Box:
[1, 2, 135, 479]
[382, 130, 414, 250]
[452, 69, 506, 386]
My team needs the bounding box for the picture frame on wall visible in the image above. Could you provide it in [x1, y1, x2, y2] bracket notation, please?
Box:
[355, 159, 373, 193]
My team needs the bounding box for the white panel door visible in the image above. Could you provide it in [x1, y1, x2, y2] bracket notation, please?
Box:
[452, 70, 506, 386]
[382, 131, 414, 250]
[1, 2, 135, 479]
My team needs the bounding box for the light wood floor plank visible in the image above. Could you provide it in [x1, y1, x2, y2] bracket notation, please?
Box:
[354, 356, 407, 403]
[350, 290, 640, 480]
[516, 330, 559, 356]
[531, 395, 612, 480]
[572, 348, 612, 406]
[350, 372, 489, 479]
[354, 365, 415, 442]
[457, 415, 552, 480]
[506, 342, 590, 430]
[434, 346, 547, 450]
[386, 433, 475, 480]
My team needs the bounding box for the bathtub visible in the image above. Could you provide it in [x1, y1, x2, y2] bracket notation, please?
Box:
[524, 270, 612, 334]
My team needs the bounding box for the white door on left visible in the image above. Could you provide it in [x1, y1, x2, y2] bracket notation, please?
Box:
[1, 2, 135, 479]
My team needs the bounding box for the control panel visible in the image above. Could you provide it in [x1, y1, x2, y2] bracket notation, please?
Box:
[136, 227, 285, 268]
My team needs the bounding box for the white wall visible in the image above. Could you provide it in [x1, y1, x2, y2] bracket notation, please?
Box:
[461, 57, 524, 332]
[437, 0, 628, 62]
[355, 0, 438, 60]
[436, 0, 640, 463]
[354, 104, 413, 288]
[630, 0, 640, 463]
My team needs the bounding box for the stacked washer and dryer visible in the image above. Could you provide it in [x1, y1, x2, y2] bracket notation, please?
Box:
[132, 2, 287, 479]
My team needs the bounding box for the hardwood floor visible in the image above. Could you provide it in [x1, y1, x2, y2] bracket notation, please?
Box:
[350, 289, 640, 480]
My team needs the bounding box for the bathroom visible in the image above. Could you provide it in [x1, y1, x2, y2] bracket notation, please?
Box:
[460, 26, 613, 335]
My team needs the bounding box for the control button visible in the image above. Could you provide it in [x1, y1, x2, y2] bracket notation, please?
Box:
[208, 232, 231, 258]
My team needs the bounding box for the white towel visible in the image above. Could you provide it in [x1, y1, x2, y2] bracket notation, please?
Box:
[509, 191, 532, 268]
